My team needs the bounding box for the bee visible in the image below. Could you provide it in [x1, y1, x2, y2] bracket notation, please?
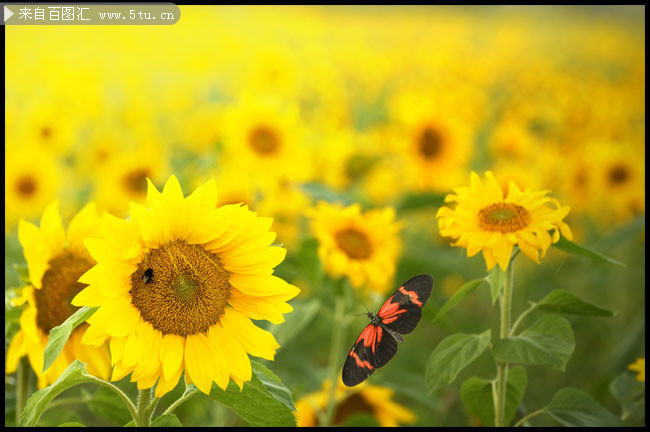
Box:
[142, 268, 154, 284]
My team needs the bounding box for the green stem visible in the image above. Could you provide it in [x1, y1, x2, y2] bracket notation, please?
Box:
[509, 303, 537, 337]
[513, 409, 546, 427]
[494, 254, 516, 427]
[15, 357, 30, 425]
[136, 388, 153, 427]
[322, 292, 347, 427]
[85, 375, 138, 425]
[162, 389, 200, 416]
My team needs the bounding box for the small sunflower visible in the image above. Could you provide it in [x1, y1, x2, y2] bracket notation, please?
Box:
[437, 171, 573, 271]
[295, 378, 416, 427]
[307, 201, 402, 295]
[628, 358, 645, 383]
[5, 145, 63, 232]
[72, 175, 299, 397]
[92, 142, 169, 217]
[222, 95, 312, 187]
[5, 201, 111, 388]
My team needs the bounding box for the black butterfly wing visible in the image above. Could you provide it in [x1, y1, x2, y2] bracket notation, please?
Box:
[342, 323, 398, 386]
[378, 274, 433, 335]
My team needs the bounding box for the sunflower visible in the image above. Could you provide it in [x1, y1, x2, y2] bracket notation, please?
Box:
[628, 358, 645, 383]
[295, 378, 416, 427]
[590, 143, 645, 226]
[91, 142, 169, 217]
[306, 201, 402, 295]
[5, 145, 63, 231]
[437, 171, 573, 271]
[388, 91, 473, 192]
[5, 201, 111, 388]
[221, 94, 312, 188]
[72, 176, 299, 397]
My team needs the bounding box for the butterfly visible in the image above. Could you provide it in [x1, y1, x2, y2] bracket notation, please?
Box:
[342, 274, 433, 387]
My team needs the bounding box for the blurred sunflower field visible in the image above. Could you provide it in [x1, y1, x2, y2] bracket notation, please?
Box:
[5, 5, 645, 427]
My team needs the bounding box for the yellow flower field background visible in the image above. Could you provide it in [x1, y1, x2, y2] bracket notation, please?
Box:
[5, 6, 645, 427]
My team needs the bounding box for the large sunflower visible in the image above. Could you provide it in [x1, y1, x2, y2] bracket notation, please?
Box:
[295, 378, 415, 427]
[6, 201, 111, 388]
[72, 176, 299, 396]
[307, 201, 402, 295]
[437, 171, 573, 271]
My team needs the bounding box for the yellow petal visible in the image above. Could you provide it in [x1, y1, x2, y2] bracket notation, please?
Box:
[39, 200, 65, 258]
[159, 334, 185, 380]
[184, 333, 214, 394]
[220, 308, 279, 360]
[66, 202, 99, 257]
[6, 330, 26, 373]
[209, 325, 252, 383]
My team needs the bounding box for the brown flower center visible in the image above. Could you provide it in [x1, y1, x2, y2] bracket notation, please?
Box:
[34, 252, 93, 333]
[333, 393, 376, 425]
[345, 154, 376, 182]
[122, 168, 150, 195]
[418, 126, 444, 160]
[41, 127, 53, 140]
[608, 164, 629, 185]
[16, 175, 38, 197]
[249, 125, 280, 156]
[335, 228, 372, 260]
[130, 240, 231, 336]
[478, 202, 530, 233]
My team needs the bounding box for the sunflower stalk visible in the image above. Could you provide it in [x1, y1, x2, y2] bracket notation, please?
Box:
[322, 280, 348, 427]
[494, 251, 516, 427]
[136, 388, 153, 427]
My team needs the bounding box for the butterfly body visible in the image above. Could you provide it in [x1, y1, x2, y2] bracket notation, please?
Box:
[342, 274, 433, 387]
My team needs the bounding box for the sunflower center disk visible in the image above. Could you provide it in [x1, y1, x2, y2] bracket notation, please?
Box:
[249, 125, 280, 155]
[335, 228, 373, 260]
[608, 164, 629, 185]
[418, 126, 443, 159]
[130, 240, 231, 337]
[478, 202, 530, 233]
[16, 175, 38, 197]
[122, 168, 150, 195]
[35, 252, 93, 333]
[333, 393, 375, 425]
[345, 154, 376, 182]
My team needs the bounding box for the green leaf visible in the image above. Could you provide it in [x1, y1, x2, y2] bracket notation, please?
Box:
[270, 299, 320, 350]
[610, 371, 645, 423]
[151, 414, 182, 427]
[13, 263, 30, 284]
[57, 422, 85, 427]
[87, 385, 132, 425]
[492, 314, 575, 371]
[546, 387, 626, 426]
[487, 266, 505, 305]
[19, 361, 98, 426]
[461, 366, 528, 427]
[537, 290, 615, 317]
[425, 330, 491, 394]
[43, 306, 98, 373]
[553, 237, 625, 267]
[251, 360, 296, 411]
[433, 278, 485, 323]
[209, 364, 296, 427]
[397, 192, 445, 211]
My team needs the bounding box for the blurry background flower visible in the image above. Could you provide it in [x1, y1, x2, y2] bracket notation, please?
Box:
[295, 378, 415, 427]
[628, 358, 645, 383]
